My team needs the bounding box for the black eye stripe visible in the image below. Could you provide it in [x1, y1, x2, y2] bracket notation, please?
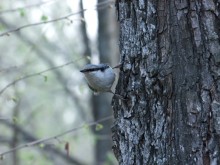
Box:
[80, 65, 109, 72]
[100, 67, 106, 72]
[83, 68, 101, 72]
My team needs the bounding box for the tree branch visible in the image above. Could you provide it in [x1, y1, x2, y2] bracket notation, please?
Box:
[0, 58, 84, 96]
[0, 132, 84, 165]
[0, 0, 57, 14]
[0, 0, 114, 37]
[0, 18, 87, 120]
[0, 115, 113, 163]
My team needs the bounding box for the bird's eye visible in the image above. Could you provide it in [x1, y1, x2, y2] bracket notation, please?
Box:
[100, 68, 105, 72]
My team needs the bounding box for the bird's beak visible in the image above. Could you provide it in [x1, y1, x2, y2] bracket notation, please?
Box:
[112, 63, 122, 69]
[80, 69, 86, 73]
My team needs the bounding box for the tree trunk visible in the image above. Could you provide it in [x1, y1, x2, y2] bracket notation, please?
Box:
[112, 0, 220, 165]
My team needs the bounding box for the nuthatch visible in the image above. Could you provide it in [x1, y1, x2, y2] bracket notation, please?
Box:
[80, 63, 124, 99]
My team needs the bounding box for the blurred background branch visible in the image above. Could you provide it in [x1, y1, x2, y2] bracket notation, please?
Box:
[0, 115, 112, 161]
[0, 58, 85, 96]
[0, 0, 118, 164]
[0, 0, 114, 37]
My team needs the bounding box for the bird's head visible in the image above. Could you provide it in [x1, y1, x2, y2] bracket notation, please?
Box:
[80, 64, 110, 73]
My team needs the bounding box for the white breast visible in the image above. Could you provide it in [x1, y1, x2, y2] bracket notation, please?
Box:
[84, 67, 116, 92]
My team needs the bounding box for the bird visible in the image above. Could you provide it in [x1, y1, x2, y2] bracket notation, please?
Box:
[80, 63, 125, 99]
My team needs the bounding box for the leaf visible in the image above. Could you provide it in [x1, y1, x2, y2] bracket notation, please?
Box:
[41, 15, 48, 21]
[43, 75, 48, 82]
[39, 143, 45, 148]
[83, 124, 89, 129]
[95, 124, 103, 131]
[12, 97, 17, 103]
[86, 56, 91, 60]
[12, 116, 18, 124]
[19, 9, 25, 17]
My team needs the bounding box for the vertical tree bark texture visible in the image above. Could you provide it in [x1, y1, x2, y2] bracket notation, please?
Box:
[112, 0, 220, 165]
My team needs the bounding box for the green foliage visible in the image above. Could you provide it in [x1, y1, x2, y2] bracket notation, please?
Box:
[41, 15, 48, 21]
[19, 9, 25, 17]
[83, 124, 89, 130]
[12, 116, 19, 124]
[11, 97, 17, 103]
[95, 123, 103, 131]
[39, 143, 45, 148]
[43, 75, 48, 82]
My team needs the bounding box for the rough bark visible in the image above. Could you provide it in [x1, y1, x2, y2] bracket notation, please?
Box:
[112, 0, 220, 165]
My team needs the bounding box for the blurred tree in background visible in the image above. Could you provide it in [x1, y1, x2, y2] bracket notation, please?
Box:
[0, 0, 118, 165]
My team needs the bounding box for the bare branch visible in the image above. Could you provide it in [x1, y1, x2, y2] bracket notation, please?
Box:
[0, 57, 85, 96]
[0, 0, 114, 37]
[0, 134, 84, 165]
[0, 0, 57, 14]
[0, 115, 113, 158]
[0, 18, 88, 120]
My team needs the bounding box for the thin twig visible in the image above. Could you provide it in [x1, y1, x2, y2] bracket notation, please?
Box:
[0, 57, 85, 96]
[0, 0, 114, 37]
[0, 0, 57, 14]
[0, 115, 113, 157]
